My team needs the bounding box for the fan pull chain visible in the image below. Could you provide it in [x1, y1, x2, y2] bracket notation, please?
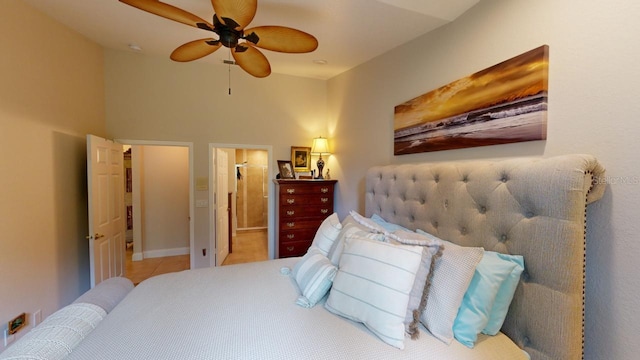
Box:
[228, 48, 232, 95]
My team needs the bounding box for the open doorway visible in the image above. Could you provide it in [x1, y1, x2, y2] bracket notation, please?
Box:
[209, 144, 274, 266]
[225, 148, 269, 265]
[121, 141, 194, 284]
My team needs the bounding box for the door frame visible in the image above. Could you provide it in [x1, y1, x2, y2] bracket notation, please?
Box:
[117, 139, 195, 269]
[214, 148, 230, 266]
[209, 143, 274, 267]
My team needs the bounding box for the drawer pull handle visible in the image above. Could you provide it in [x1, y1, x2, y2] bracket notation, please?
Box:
[321, 188, 329, 193]
[287, 189, 295, 194]
[321, 197, 328, 203]
[286, 222, 295, 227]
[320, 209, 329, 214]
[287, 210, 295, 216]
[287, 246, 295, 252]
[287, 199, 295, 204]
[287, 234, 295, 239]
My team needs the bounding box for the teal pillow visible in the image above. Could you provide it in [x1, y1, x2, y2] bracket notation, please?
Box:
[452, 251, 522, 348]
[482, 253, 524, 335]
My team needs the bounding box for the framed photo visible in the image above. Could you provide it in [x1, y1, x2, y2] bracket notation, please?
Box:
[291, 146, 311, 172]
[277, 160, 296, 179]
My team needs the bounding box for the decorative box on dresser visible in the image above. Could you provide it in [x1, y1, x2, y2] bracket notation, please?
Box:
[274, 179, 337, 258]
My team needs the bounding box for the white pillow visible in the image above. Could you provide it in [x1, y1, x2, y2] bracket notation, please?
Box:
[349, 210, 388, 234]
[293, 248, 337, 308]
[327, 222, 386, 266]
[325, 234, 423, 349]
[387, 229, 443, 337]
[310, 212, 342, 256]
[416, 229, 484, 344]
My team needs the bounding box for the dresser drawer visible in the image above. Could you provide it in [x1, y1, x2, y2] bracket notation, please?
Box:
[279, 183, 334, 196]
[279, 240, 313, 258]
[279, 194, 333, 207]
[280, 218, 324, 231]
[279, 205, 332, 219]
[279, 227, 318, 244]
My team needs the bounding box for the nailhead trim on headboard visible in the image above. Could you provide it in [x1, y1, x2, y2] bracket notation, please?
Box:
[581, 170, 596, 360]
[364, 155, 606, 360]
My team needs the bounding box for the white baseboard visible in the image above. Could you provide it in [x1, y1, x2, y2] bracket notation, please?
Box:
[132, 252, 143, 261]
[143, 247, 190, 259]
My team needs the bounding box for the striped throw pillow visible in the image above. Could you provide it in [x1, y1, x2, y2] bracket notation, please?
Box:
[310, 212, 342, 256]
[325, 234, 423, 349]
[293, 248, 337, 308]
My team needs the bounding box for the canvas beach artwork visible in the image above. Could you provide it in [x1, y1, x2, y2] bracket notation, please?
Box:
[394, 45, 549, 155]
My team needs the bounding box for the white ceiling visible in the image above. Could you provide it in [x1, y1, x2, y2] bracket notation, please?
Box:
[21, 0, 479, 80]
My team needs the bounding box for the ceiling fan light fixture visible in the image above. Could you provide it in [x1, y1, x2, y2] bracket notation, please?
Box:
[119, 0, 318, 78]
[219, 31, 239, 48]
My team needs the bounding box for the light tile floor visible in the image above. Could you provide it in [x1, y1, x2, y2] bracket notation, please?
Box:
[125, 249, 190, 286]
[222, 229, 268, 265]
[125, 229, 268, 285]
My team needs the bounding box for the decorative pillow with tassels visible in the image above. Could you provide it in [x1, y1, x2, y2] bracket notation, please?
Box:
[386, 229, 443, 339]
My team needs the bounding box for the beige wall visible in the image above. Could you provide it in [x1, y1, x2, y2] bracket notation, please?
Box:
[0, 0, 105, 348]
[328, 0, 640, 359]
[2, 0, 640, 358]
[104, 49, 327, 267]
[138, 145, 190, 255]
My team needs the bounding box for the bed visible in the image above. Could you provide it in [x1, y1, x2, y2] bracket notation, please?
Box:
[0, 154, 605, 360]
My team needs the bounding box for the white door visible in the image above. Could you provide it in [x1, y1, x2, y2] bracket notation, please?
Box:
[87, 134, 125, 287]
[215, 149, 229, 266]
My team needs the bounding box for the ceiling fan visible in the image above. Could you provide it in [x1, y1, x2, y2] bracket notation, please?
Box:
[120, 0, 319, 78]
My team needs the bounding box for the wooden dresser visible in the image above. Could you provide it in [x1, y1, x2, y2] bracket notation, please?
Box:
[274, 179, 337, 258]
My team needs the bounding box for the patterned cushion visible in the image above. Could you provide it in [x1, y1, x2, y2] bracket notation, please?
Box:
[293, 248, 337, 308]
[325, 234, 423, 349]
[417, 230, 484, 344]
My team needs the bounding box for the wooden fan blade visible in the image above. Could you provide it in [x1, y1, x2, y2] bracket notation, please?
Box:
[170, 39, 222, 62]
[211, 0, 257, 30]
[243, 26, 318, 53]
[232, 44, 271, 78]
[120, 0, 214, 31]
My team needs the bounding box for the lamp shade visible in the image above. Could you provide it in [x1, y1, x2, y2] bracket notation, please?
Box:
[311, 137, 330, 155]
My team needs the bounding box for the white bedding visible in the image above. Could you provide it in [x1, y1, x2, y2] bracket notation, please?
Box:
[66, 258, 527, 360]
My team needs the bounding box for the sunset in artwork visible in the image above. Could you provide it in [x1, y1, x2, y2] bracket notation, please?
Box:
[394, 45, 549, 155]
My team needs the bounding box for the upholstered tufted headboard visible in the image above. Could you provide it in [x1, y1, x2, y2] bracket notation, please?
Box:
[365, 154, 605, 360]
